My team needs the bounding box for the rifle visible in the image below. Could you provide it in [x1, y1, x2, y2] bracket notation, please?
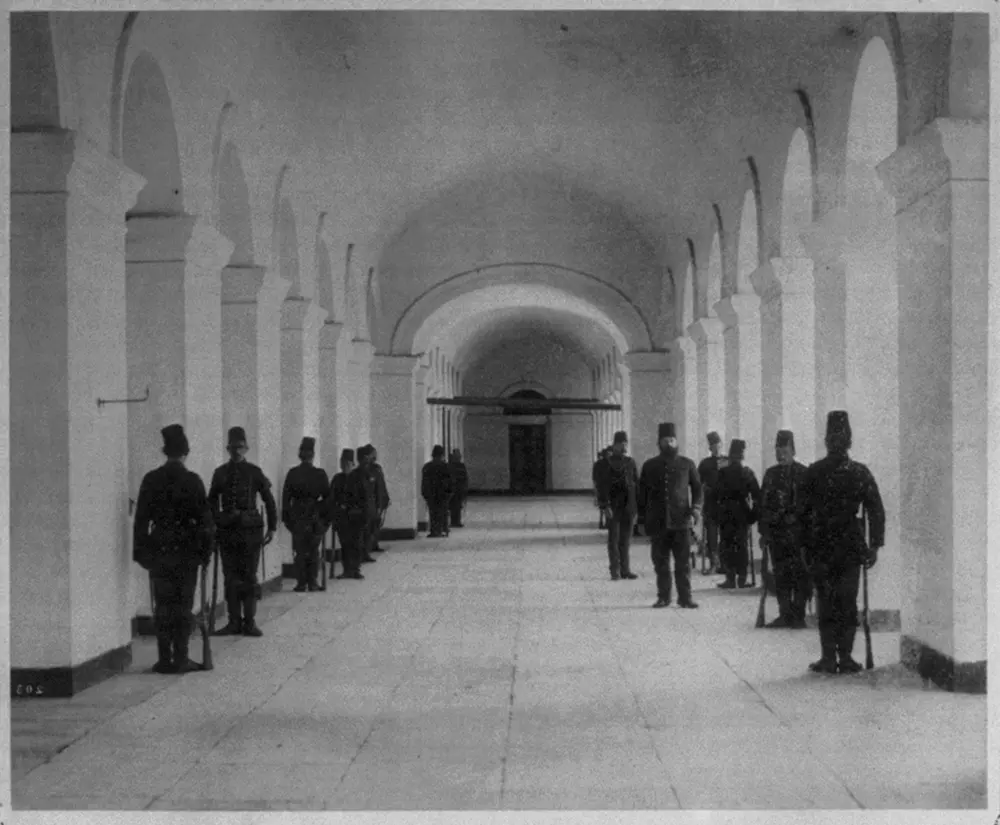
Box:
[197, 560, 214, 670]
[755, 537, 770, 628]
[861, 506, 874, 670]
[748, 527, 756, 588]
[318, 527, 328, 592]
[209, 545, 220, 634]
[258, 505, 266, 599]
[700, 522, 709, 574]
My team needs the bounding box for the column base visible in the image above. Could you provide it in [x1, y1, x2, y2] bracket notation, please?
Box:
[11, 644, 133, 699]
[900, 634, 987, 694]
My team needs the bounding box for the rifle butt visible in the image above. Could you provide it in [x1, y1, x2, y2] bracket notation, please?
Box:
[200, 564, 214, 671]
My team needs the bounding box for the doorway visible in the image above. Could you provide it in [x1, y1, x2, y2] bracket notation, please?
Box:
[505, 390, 550, 495]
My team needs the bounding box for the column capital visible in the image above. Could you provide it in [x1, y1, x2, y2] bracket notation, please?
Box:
[687, 316, 725, 344]
[625, 350, 672, 373]
[126, 213, 198, 263]
[221, 264, 267, 304]
[281, 296, 327, 332]
[751, 258, 816, 303]
[714, 292, 761, 328]
[319, 320, 348, 351]
[671, 335, 696, 357]
[371, 354, 421, 378]
[349, 340, 376, 369]
[186, 219, 235, 275]
[876, 117, 988, 212]
[414, 364, 431, 386]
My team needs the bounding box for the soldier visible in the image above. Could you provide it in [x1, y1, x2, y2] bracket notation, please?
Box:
[421, 445, 453, 537]
[343, 445, 378, 571]
[329, 449, 362, 580]
[595, 430, 639, 581]
[448, 448, 469, 528]
[759, 429, 811, 628]
[638, 422, 703, 609]
[354, 446, 379, 564]
[367, 445, 390, 553]
[133, 424, 214, 674]
[714, 439, 762, 590]
[208, 426, 277, 637]
[281, 436, 330, 592]
[697, 432, 728, 574]
[797, 411, 885, 674]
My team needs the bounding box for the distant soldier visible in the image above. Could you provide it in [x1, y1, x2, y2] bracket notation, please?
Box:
[343, 445, 378, 573]
[595, 430, 639, 581]
[759, 430, 811, 628]
[714, 439, 762, 590]
[328, 449, 361, 580]
[281, 437, 330, 592]
[421, 445, 453, 537]
[133, 424, 214, 673]
[208, 427, 277, 637]
[448, 448, 469, 528]
[697, 432, 728, 574]
[367, 445, 391, 553]
[638, 422, 703, 609]
[797, 411, 885, 674]
[592, 448, 608, 530]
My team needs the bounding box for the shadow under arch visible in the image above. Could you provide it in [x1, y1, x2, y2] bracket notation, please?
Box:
[11, 12, 62, 130]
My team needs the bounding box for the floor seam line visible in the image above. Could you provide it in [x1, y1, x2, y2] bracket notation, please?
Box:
[497, 544, 525, 808]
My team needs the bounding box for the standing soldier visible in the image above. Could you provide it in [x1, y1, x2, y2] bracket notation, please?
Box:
[797, 411, 885, 674]
[592, 448, 608, 530]
[714, 439, 762, 590]
[759, 430, 811, 628]
[697, 432, 728, 574]
[367, 445, 390, 553]
[329, 449, 361, 580]
[595, 431, 639, 581]
[208, 426, 277, 637]
[133, 424, 215, 673]
[421, 445, 453, 537]
[344, 445, 378, 572]
[448, 448, 469, 528]
[638, 423, 703, 609]
[281, 437, 330, 592]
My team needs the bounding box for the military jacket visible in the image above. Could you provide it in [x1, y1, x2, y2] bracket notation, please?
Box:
[372, 462, 391, 511]
[696, 455, 730, 521]
[637, 452, 703, 536]
[595, 454, 639, 515]
[760, 460, 807, 539]
[345, 464, 379, 522]
[714, 463, 762, 529]
[327, 472, 351, 525]
[797, 453, 886, 569]
[282, 463, 330, 531]
[133, 462, 214, 570]
[208, 459, 278, 533]
[449, 460, 470, 499]
[421, 459, 454, 504]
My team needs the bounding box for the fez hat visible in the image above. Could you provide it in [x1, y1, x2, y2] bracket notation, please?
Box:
[728, 439, 746, 460]
[826, 410, 851, 438]
[340, 448, 355, 463]
[161, 424, 189, 457]
[299, 437, 316, 453]
[775, 429, 795, 451]
[658, 422, 676, 440]
[364, 443, 375, 453]
[227, 426, 248, 449]
[613, 430, 628, 445]
[432, 444, 445, 458]
[707, 431, 721, 445]
[357, 445, 371, 459]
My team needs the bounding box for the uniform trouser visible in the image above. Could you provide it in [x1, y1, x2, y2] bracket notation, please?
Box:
[720, 524, 750, 580]
[427, 499, 449, 535]
[341, 519, 366, 575]
[218, 528, 262, 626]
[366, 514, 380, 555]
[704, 517, 720, 567]
[151, 563, 199, 660]
[815, 563, 861, 659]
[292, 527, 322, 586]
[607, 508, 635, 575]
[449, 496, 465, 526]
[770, 533, 812, 621]
[650, 530, 692, 604]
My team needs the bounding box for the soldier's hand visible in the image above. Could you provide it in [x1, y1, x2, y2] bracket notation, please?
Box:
[263, 530, 275, 546]
[864, 547, 879, 569]
[690, 510, 701, 529]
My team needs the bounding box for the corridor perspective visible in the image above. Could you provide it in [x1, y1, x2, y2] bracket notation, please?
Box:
[11, 498, 987, 811]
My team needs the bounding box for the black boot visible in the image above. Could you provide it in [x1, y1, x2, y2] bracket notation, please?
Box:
[152, 635, 176, 674]
[216, 595, 242, 635]
[241, 593, 263, 637]
[610, 570, 620, 580]
[717, 574, 736, 589]
[837, 626, 862, 673]
[809, 627, 839, 673]
[172, 622, 200, 673]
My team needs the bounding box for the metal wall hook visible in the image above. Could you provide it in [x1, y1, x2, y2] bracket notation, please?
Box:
[97, 386, 150, 408]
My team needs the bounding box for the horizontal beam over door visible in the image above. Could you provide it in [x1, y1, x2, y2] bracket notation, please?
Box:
[427, 397, 621, 411]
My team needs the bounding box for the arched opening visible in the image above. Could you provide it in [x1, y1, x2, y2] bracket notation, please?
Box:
[736, 189, 758, 293]
[695, 231, 726, 456]
[845, 35, 901, 623]
[277, 197, 300, 292]
[679, 259, 699, 460]
[316, 234, 336, 320]
[121, 52, 183, 216]
[705, 231, 722, 317]
[11, 12, 61, 130]
[218, 141, 254, 266]
[781, 129, 813, 258]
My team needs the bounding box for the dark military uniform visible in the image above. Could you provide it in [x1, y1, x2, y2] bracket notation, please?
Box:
[638, 422, 703, 607]
[714, 439, 762, 589]
[697, 433, 728, 572]
[369, 453, 390, 552]
[595, 433, 639, 580]
[760, 430, 811, 627]
[328, 449, 360, 579]
[208, 430, 277, 636]
[282, 437, 330, 591]
[448, 451, 469, 528]
[133, 425, 214, 673]
[422, 450, 453, 537]
[798, 411, 885, 673]
[343, 446, 379, 573]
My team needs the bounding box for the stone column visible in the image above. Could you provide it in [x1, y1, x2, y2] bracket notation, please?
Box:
[11, 131, 144, 692]
[672, 335, 699, 460]
[349, 340, 375, 448]
[280, 296, 328, 481]
[752, 258, 818, 465]
[370, 355, 421, 538]
[414, 363, 431, 530]
[319, 320, 350, 466]
[715, 292, 763, 478]
[625, 351, 671, 465]
[877, 118, 988, 690]
[688, 317, 726, 446]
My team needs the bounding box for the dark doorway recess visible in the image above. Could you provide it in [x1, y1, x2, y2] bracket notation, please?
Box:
[506, 390, 548, 495]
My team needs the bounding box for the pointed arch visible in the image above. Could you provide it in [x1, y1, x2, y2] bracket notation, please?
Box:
[781, 128, 813, 258]
[736, 189, 759, 293]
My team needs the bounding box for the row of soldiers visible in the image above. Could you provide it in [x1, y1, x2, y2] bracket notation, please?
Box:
[421, 445, 470, 537]
[591, 412, 885, 675]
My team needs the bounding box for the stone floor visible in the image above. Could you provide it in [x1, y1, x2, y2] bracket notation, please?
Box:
[11, 497, 988, 811]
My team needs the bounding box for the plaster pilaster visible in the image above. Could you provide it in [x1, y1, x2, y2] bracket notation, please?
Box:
[687, 317, 726, 448]
[625, 350, 671, 464]
[319, 321, 351, 462]
[715, 292, 763, 479]
[671, 336, 699, 460]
